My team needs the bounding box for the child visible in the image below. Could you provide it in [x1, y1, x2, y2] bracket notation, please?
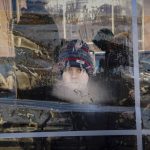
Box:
[52, 39, 103, 104]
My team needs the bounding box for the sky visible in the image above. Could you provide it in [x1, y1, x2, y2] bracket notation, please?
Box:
[21, 0, 149, 15]
[46, 0, 127, 11]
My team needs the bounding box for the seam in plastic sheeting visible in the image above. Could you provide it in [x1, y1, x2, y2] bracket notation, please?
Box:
[0, 130, 137, 139]
[0, 98, 135, 112]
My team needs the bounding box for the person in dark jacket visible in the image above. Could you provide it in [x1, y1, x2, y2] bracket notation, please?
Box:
[45, 39, 122, 150]
[92, 28, 114, 77]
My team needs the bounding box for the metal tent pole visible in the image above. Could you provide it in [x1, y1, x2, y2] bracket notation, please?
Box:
[63, 0, 67, 39]
[132, 0, 143, 150]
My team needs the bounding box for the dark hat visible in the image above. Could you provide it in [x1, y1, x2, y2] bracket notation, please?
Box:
[92, 28, 114, 51]
[58, 39, 94, 76]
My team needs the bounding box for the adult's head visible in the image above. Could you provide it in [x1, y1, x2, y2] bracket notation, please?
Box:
[112, 32, 130, 51]
[57, 39, 94, 90]
[92, 28, 114, 52]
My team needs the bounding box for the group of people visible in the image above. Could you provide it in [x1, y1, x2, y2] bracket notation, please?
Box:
[0, 27, 135, 149]
[49, 28, 131, 106]
[37, 28, 136, 150]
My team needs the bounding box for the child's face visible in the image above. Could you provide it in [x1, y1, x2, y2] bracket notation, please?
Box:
[62, 67, 89, 90]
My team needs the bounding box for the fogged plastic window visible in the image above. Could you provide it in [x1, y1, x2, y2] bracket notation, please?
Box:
[140, 0, 150, 130]
[0, 0, 139, 132]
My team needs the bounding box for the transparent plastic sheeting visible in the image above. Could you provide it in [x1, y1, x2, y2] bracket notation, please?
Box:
[0, 0, 138, 133]
[0, 0, 149, 144]
[1, 0, 135, 106]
